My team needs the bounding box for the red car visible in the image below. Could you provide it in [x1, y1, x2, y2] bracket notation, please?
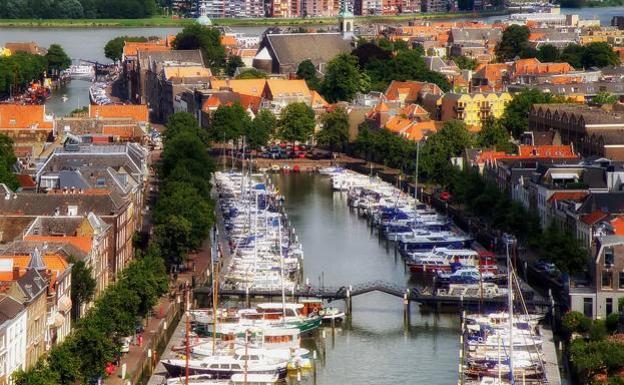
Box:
[439, 191, 452, 201]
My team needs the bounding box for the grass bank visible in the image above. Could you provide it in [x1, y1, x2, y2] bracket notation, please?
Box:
[0, 10, 511, 28]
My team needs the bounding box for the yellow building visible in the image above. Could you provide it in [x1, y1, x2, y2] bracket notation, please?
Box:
[580, 29, 624, 46]
[439, 92, 512, 129]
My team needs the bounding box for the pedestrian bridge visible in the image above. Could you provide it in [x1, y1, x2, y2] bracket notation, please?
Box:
[193, 280, 551, 312]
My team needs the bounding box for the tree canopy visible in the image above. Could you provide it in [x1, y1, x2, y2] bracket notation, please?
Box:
[321, 53, 361, 103]
[174, 25, 226, 71]
[0, 0, 157, 18]
[208, 103, 251, 143]
[278, 102, 316, 143]
[69, 259, 96, 320]
[104, 36, 148, 62]
[45, 44, 71, 75]
[476, 117, 514, 153]
[248, 109, 277, 149]
[296, 59, 320, 91]
[316, 107, 349, 151]
[225, 55, 244, 77]
[0, 52, 47, 95]
[500, 88, 565, 138]
[495, 25, 531, 62]
[235, 68, 268, 79]
[592, 92, 618, 105]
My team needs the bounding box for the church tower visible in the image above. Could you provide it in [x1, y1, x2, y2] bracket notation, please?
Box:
[338, 0, 354, 40]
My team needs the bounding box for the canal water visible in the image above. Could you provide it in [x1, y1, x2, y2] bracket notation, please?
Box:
[272, 173, 460, 385]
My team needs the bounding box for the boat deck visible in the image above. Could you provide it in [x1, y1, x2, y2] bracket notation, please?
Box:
[539, 325, 562, 385]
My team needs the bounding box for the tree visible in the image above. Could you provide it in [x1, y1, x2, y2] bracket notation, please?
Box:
[122, 253, 168, 316]
[235, 68, 267, 79]
[209, 103, 251, 143]
[278, 102, 315, 143]
[247, 109, 277, 149]
[582, 42, 621, 68]
[421, 120, 474, 184]
[593, 92, 618, 105]
[562, 311, 592, 334]
[500, 88, 565, 138]
[154, 181, 214, 248]
[351, 41, 392, 69]
[154, 215, 193, 269]
[164, 111, 209, 144]
[47, 338, 81, 385]
[0, 134, 19, 190]
[45, 44, 71, 76]
[536, 44, 560, 63]
[56, 0, 84, 18]
[476, 117, 513, 152]
[296, 59, 320, 90]
[364, 49, 451, 92]
[538, 223, 587, 274]
[495, 25, 531, 62]
[560, 43, 585, 68]
[13, 362, 60, 385]
[321, 53, 361, 103]
[70, 259, 96, 320]
[103, 36, 147, 62]
[450, 55, 478, 70]
[316, 107, 349, 152]
[174, 24, 226, 71]
[225, 55, 244, 77]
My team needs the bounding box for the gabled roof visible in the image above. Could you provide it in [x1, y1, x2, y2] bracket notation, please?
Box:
[547, 191, 589, 203]
[89, 105, 149, 123]
[579, 193, 624, 216]
[265, 79, 311, 99]
[580, 210, 609, 225]
[263, 33, 352, 68]
[163, 66, 212, 81]
[0, 105, 53, 130]
[385, 81, 443, 103]
[0, 295, 24, 324]
[210, 79, 266, 97]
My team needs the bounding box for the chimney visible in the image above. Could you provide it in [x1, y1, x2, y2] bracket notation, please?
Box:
[12, 266, 19, 280]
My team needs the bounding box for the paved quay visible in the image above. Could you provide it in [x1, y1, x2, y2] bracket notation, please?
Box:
[105, 239, 211, 385]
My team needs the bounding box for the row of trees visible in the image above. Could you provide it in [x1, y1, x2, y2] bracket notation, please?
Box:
[14, 247, 168, 384]
[496, 25, 621, 69]
[153, 112, 215, 269]
[0, 0, 157, 19]
[0, 44, 71, 95]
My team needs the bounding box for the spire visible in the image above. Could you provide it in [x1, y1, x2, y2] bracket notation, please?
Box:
[28, 247, 46, 271]
[338, 0, 354, 40]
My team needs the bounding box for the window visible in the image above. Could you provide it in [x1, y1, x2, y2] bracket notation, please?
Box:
[619, 272, 624, 289]
[584, 297, 594, 318]
[607, 298, 614, 315]
[605, 247, 615, 266]
[603, 271, 613, 289]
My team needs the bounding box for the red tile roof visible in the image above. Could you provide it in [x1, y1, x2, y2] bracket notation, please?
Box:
[580, 211, 609, 225]
[0, 105, 53, 130]
[89, 105, 149, 122]
[547, 191, 589, 203]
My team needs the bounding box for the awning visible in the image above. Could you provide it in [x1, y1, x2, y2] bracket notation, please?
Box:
[58, 296, 72, 313]
[551, 172, 578, 180]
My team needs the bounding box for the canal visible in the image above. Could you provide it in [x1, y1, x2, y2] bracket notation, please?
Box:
[272, 173, 460, 385]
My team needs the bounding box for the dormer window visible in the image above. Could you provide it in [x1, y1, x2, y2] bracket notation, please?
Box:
[67, 205, 78, 216]
[9, 119, 15, 126]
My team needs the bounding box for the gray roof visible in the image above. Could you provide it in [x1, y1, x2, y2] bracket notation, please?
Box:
[579, 192, 624, 214]
[138, 50, 204, 73]
[510, 81, 624, 96]
[0, 296, 24, 325]
[263, 33, 352, 68]
[16, 269, 47, 303]
[450, 28, 501, 43]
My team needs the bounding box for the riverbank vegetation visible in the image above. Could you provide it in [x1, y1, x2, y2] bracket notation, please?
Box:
[0, 0, 157, 19]
[560, 0, 624, 7]
[0, 9, 512, 27]
[0, 43, 70, 95]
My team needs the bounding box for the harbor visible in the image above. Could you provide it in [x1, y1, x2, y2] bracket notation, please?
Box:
[145, 164, 562, 385]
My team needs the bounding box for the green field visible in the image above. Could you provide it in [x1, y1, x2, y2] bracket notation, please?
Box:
[0, 10, 511, 28]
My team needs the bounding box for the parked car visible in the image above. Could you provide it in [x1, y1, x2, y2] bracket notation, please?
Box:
[306, 149, 332, 160]
[439, 191, 452, 201]
[533, 260, 560, 277]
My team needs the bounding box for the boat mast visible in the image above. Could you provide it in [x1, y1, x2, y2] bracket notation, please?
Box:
[244, 329, 250, 385]
[185, 287, 190, 385]
[278, 217, 286, 321]
[212, 257, 219, 355]
[505, 235, 515, 384]
[414, 141, 420, 219]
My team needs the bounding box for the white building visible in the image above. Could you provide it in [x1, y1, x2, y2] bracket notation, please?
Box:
[0, 295, 27, 384]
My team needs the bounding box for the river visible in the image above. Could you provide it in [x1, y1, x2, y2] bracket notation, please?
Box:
[272, 173, 460, 385]
[1, 6, 620, 117]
